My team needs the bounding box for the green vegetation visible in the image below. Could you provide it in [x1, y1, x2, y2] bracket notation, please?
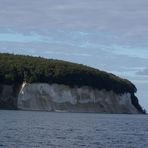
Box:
[0, 53, 137, 94]
[0, 53, 145, 113]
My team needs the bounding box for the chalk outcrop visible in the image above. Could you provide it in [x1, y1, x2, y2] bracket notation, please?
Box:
[0, 53, 145, 113]
[0, 82, 141, 113]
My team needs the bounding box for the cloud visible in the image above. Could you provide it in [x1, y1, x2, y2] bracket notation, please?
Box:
[0, 0, 148, 45]
[0, 0, 148, 60]
[136, 68, 148, 75]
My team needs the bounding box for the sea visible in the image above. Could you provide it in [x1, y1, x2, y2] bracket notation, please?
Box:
[0, 110, 147, 148]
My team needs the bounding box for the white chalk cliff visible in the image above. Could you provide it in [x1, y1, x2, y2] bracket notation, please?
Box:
[16, 83, 139, 113]
[0, 53, 144, 113]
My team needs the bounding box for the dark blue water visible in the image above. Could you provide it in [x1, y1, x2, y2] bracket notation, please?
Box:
[0, 110, 147, 148]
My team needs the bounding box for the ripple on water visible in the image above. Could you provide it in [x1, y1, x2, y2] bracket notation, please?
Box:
[0, 111, 148, 148]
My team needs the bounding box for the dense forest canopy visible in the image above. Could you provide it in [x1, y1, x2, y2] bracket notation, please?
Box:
[0, 53, 137, 94]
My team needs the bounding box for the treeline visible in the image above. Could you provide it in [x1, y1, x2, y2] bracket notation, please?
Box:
[0, 53, 137, 94]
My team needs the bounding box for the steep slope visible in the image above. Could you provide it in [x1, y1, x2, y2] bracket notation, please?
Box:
[0, 53, 145, 113]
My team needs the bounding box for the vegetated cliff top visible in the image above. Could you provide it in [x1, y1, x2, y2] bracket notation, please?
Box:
[0, 53, 137, 94]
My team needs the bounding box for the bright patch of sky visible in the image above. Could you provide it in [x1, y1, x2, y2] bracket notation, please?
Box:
[0, 33, 43, 42]
[0, 31, 148, 58]
[107, 45, 148, 59]
[1, 30, 148, 59]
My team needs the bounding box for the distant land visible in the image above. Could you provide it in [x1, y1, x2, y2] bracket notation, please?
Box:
[0, 53, 145, 114]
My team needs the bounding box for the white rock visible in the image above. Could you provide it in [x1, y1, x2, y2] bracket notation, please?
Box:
[17, 83, 139, 113]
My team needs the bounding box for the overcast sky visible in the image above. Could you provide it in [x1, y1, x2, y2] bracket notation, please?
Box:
[0, 0, 148, 110]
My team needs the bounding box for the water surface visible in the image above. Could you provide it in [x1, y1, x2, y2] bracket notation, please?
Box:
[0, 110, 147, 148]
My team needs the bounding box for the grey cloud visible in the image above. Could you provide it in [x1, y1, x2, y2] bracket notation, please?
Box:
[0, 0, 148, 42]
[0, 0, 148, 56]
[136, 68, 148, 75]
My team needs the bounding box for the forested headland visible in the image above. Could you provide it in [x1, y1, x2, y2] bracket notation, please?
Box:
[0, 53, 145, 113]
[0, 53, 137, 94]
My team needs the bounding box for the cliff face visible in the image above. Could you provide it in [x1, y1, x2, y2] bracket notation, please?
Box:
[0, 82, 141, 113]
[0, 54, 144, 113]
[0, 84, 18, 109]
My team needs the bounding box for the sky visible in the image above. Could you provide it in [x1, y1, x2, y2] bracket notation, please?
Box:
[0, 0, 148, 110]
